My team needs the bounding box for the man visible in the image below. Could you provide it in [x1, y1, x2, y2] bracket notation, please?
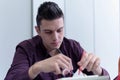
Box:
[5, 1, 110, 80]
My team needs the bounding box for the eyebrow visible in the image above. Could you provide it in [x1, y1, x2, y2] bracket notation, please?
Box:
[43, 27, 64, 31]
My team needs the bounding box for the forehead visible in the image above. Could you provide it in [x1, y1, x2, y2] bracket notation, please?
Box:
[40, 17, 64, 30]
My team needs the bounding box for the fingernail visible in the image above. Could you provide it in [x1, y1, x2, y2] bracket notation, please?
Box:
[80, 67, 83, 70]
[62, 68, 70, 76]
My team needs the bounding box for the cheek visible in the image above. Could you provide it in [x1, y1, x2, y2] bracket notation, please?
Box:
[41, 36, 50, 45]
[42, 35, 52, 42]
[39, 33, 52, 43]
[59, 33, 64, 38]
[41, 35, 49, 40]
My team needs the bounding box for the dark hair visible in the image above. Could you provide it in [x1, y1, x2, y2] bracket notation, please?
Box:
[36, 1, 64, 26]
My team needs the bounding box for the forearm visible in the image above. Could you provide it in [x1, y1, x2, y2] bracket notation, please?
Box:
[5, 69, 31, 80]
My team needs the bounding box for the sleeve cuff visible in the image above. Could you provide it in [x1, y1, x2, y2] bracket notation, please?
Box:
[101, 68, 110, 80]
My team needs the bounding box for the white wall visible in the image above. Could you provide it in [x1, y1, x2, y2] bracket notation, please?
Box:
[95, 0, 119, 79]
[65, 0, 119, 79]
[0, 0, 32, 80]
[65, 0, 94, 52]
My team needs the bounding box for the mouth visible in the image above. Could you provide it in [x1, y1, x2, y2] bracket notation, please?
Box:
[51, 43, 59, 46]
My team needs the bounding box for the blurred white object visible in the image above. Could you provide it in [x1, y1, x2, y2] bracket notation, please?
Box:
[57, 69, 110, 80]
[57, 75, 109, 80]
[72, 69, 87, 77]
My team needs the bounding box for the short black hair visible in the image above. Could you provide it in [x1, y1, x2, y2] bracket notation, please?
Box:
[36, 1, 64, 26]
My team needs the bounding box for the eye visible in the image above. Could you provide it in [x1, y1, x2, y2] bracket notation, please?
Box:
[57, 28, 63, 33]
[45, 31, 52, 34]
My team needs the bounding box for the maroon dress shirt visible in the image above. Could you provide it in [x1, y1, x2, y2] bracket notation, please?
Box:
[5, 35, 110, 80]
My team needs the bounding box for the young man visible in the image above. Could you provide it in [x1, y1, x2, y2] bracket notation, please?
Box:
[5, 1, 110, 80]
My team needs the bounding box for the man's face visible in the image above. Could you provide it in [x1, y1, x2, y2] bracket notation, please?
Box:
[36, 17, 64, 51]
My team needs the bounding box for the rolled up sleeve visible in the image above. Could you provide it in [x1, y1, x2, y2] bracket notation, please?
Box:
[4, 44, 32, 80]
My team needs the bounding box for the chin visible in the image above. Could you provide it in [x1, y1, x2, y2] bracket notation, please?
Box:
[53, 45, 60, 49]
[50, 43, 61, 49]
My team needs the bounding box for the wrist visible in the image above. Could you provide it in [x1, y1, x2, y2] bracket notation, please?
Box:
[93, 67, 102, 75]
[28, 62, 42, 79]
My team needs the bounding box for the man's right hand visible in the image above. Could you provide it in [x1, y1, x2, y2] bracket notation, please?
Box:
[28, 54, 73, 79]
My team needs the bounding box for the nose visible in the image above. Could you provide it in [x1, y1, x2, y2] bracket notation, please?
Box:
[52, 32, 58, 41]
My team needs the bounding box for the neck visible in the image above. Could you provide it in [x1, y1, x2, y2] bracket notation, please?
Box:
[48, 49, 59, 56]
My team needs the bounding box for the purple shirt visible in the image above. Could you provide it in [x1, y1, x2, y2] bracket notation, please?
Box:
[5, 35, 110, 80]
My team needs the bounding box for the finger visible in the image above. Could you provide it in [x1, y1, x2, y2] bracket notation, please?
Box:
[61, 54, 72, 63]
[78, 53, 88, 70]
[86, 54, 97, 71]
[57, 54, 73, 70]
[56, 59, 69, 70]
[92, 58, 102, 75]
[92, 57, 100, 71]
[54, 62, 61, 74]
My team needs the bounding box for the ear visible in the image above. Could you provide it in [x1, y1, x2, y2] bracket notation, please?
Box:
[35, 26, 40, 34]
